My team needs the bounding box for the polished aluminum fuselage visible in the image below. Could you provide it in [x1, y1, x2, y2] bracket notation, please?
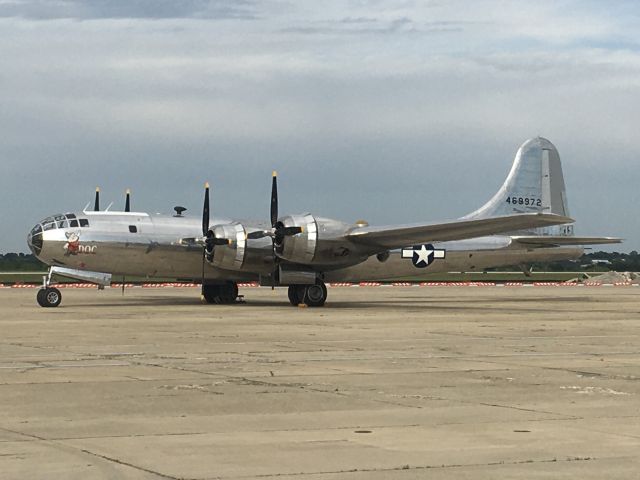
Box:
[30, 211, 583, 282]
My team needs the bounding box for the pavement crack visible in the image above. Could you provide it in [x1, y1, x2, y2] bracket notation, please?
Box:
[78, 447, 180, 479]
[228, 455, 597, 478]
[0, 426, 172, 478]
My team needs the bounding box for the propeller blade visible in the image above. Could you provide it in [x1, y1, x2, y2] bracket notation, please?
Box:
[202, 182, 210, 237]
[247, 230, 269, 240]
[270, 171, 278, 228]
[281, 226, 303, 236]
[201, 182, 210, 299]
[211, 237, 231, 246]
[124, 189, 131, 212]
[94, 187, 100, 211]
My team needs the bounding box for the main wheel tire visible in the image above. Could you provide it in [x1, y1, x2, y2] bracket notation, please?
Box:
[203, 283, 238, 304]
[217, 282, 238, 304]
[202, 284, 220, 304]
[303, 281, 327, 307]
[37, 287, 62, 308]
[287, 285, 301, 306]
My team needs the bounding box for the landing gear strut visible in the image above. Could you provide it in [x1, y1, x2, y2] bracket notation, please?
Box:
[37, 269, 62, 308]
[202, 282, 239, 304]
[287, 280, 327, 307]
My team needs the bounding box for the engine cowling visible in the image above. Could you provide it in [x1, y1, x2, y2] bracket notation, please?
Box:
[206, 223, 247, 271]
[275, 214, 368, 267]
[275, 214, 317, 264]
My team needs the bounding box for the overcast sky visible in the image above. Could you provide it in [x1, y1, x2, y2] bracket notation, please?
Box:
[1, 0, 638, 252]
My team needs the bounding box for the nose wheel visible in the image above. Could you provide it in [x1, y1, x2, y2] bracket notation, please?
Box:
[288, 280, 327, 307]
[37, 287, 62, 308]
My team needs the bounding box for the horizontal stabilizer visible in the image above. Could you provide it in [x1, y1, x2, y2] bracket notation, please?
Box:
[511, 236, 623, 248]
[347, 213, 573, 250]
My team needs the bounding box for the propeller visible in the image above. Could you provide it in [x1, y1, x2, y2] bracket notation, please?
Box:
[246, 171, 302, 287]
[124, 189, 131, 212]
[247, 172, 303, 239]
[200, 182, 232, 298]
[94, 187, 100, 211]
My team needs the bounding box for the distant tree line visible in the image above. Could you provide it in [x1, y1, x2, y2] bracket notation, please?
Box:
[1, 251, 639, 273]
[0, 253, 46, 271]
[483, 250, 640, 273]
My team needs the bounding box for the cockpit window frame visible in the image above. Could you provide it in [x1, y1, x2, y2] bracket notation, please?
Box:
[37, 214, 88, 231]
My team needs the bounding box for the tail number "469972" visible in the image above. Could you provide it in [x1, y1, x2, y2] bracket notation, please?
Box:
[506, 197, 542, 207]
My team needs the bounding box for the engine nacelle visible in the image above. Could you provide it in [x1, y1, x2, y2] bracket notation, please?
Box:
[275, 214, 317, 264]
[207, 223, 247, 271]
[275, 214, 367, 267]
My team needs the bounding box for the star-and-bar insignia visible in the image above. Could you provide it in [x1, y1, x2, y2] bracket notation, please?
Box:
[401, 244, 446, 268]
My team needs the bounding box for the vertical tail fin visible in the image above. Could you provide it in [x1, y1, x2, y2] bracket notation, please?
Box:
[463, 137, 573, 236]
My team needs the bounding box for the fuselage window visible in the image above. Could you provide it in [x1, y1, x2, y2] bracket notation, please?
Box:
[69, 219, 79, 228]
[129, 225, 137, 233]
[66, 213, 76, 219]
[79, 219, 89, 227]
[43, 221, 56, 231]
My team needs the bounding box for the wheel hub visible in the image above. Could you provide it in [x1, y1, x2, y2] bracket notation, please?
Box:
[46, 291, 59, 304]
[306, 284, 324, 303]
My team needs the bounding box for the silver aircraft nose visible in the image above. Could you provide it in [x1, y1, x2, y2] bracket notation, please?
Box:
[27, 223, 44, 257]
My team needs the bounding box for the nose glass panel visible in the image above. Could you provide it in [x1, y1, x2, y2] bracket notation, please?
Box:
[27, 224, 43, 256]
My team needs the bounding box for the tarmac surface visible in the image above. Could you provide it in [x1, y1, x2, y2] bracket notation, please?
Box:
[1, 286, 639, 479]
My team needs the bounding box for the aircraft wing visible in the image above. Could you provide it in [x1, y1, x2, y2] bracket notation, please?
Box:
[511, 236, 622, 247]
[346, 213, 573, 250]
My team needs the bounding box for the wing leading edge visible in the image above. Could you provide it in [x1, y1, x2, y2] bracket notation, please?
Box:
[346, 213, 573, 250]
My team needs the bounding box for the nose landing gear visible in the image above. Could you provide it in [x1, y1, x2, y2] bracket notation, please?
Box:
[37, 269, 62, 308]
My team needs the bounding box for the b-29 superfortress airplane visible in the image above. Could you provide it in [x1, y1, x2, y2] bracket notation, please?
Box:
[27, 137, 619, 308]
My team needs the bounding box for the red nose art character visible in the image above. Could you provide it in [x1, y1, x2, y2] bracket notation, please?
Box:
[64, 231, 80, 255]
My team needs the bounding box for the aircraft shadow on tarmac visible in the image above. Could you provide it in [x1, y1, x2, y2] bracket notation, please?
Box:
[62, 293, 595, 313]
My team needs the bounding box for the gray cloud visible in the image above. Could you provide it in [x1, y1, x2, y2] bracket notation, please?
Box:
[280, 16, 474, 36]
[0, 0, 259, 20]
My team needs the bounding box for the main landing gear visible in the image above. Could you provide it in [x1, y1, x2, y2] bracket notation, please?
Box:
[287, 280, 328, 307]
[37, 269, 61, 308]
[202, 282, 239, 304]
